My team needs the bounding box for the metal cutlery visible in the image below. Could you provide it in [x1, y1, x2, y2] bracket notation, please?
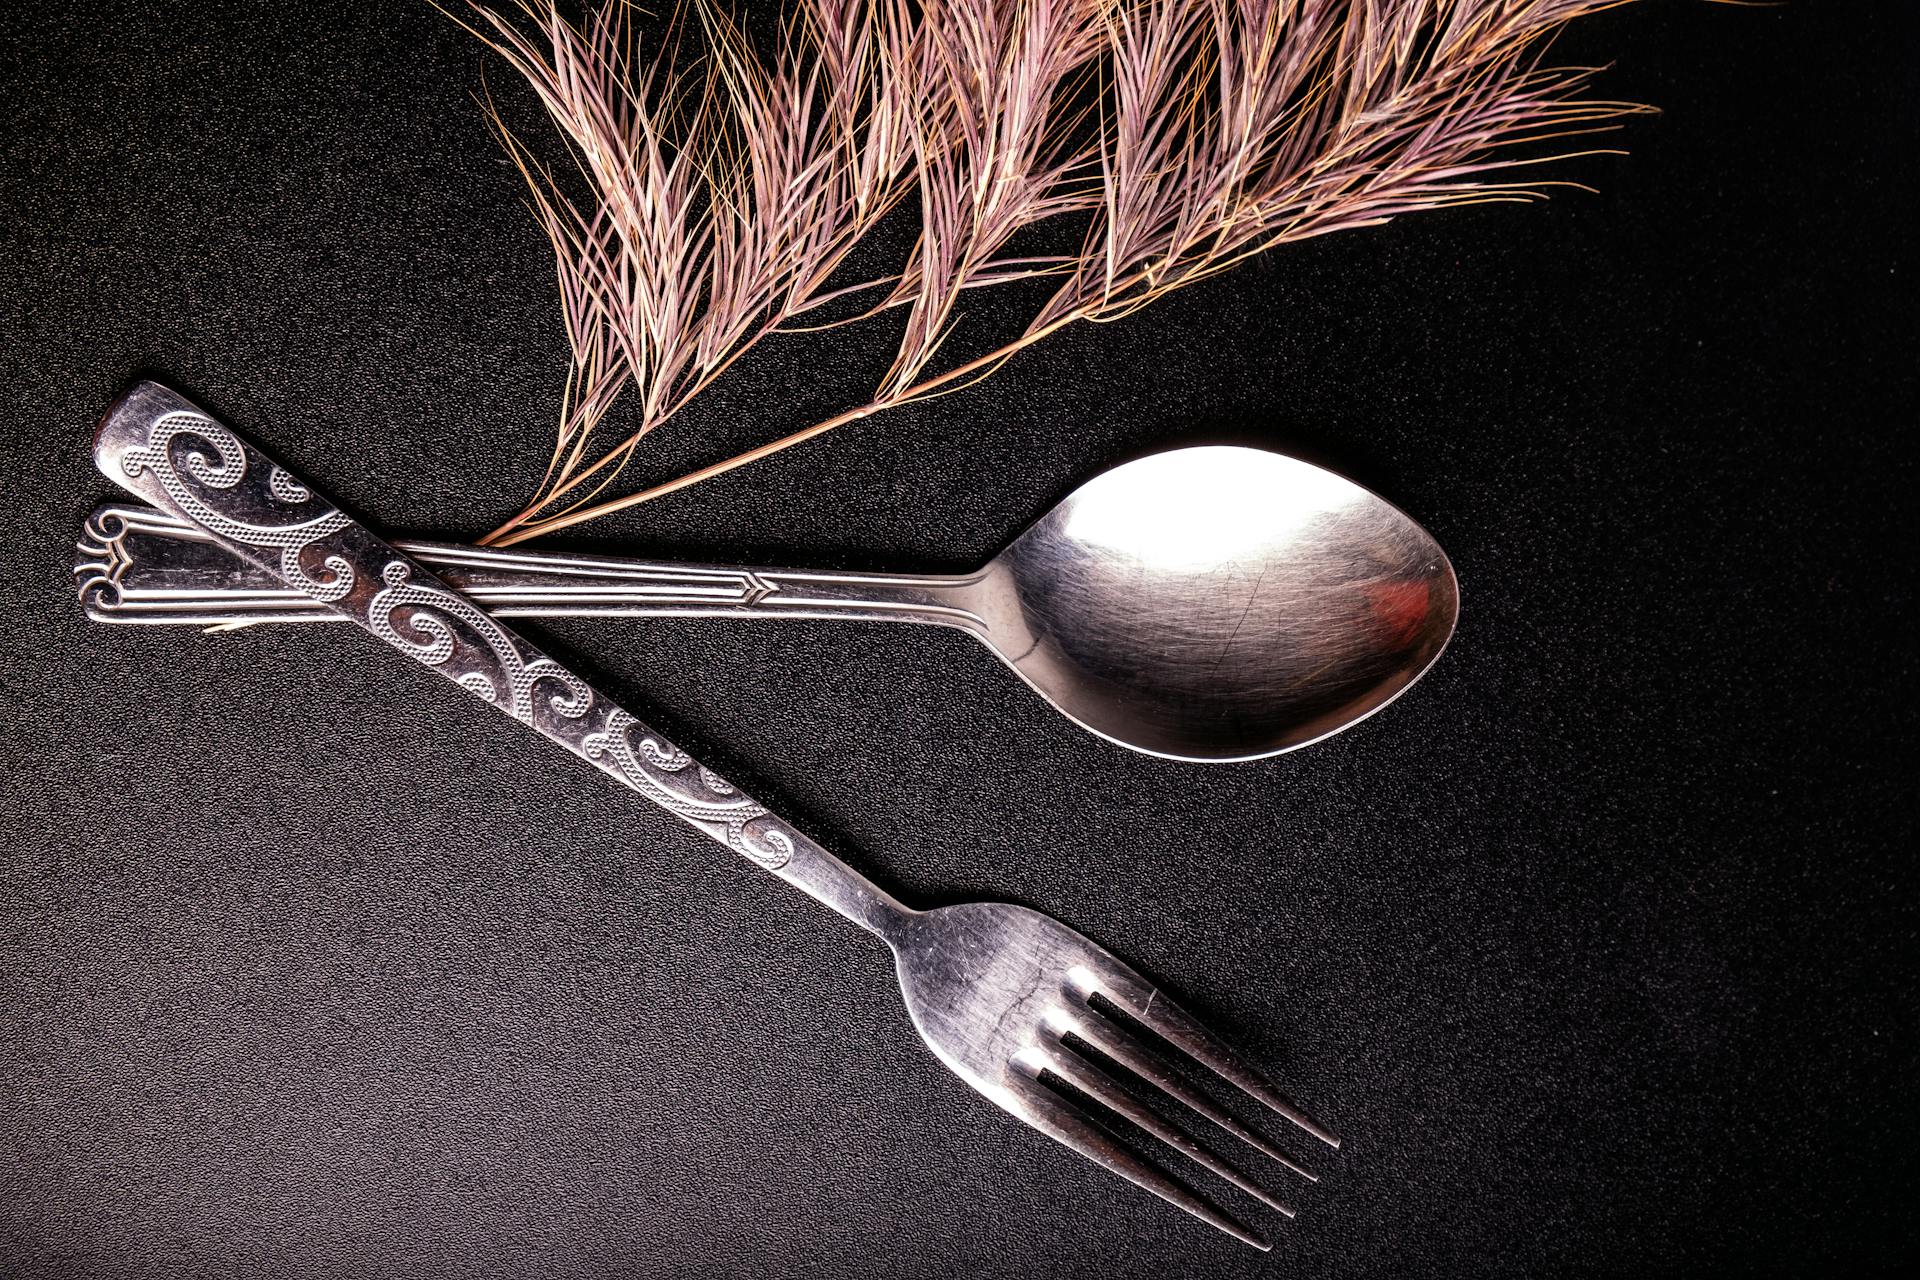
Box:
[77, 442, 1457, 763]
[92, 381, 1338, 1250]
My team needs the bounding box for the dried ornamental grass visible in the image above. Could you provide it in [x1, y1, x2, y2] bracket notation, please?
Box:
[448, 0, 1650, 547]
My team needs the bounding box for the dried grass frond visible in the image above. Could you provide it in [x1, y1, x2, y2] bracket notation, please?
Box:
[455, 0, 1649, 547]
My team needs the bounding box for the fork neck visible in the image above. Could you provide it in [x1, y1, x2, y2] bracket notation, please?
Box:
[768, 829, 920, 944]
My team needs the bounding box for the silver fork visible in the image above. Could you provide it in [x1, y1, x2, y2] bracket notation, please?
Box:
[92, 382, 1338, 1250]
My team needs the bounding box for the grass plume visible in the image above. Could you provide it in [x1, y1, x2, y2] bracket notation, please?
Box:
[451, 0, 1649, 547]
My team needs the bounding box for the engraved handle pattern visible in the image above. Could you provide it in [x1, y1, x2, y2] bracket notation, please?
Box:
[95, 387, 796, 870]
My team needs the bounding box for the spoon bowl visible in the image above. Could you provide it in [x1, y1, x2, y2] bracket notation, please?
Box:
[957, 446, 1457, 761]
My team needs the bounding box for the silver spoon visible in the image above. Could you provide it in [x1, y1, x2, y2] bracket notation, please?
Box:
[76, 446, 1458, 762]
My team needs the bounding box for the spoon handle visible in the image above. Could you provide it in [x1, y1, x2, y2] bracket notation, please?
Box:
[76, 501, 985, 633]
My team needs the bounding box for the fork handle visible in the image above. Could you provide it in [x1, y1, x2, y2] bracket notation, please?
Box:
[93, 383, 917, 942]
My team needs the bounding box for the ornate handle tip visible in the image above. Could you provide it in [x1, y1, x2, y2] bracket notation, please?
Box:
[93, 382, 185, 499]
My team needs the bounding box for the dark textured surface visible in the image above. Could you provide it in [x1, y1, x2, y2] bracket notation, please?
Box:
[2, 2, 1914, 1276]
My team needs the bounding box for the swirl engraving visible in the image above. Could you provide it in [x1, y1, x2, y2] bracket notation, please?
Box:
[268, 467, 312, 503]
[369, 561, 593, 725]
[109, 393, 795, 875]
[585, 711, 795, 870]
[119, 410, 355, 601]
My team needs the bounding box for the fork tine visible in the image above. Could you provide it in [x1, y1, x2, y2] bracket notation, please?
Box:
[1038, 1045, 1297, 1218]
[1070, 966, 1341, 1149]
[1045, 1006, 1317, 1182]
[1004, 1054, 1272, 1251]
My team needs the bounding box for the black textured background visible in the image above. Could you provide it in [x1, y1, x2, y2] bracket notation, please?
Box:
[2, 2, 1915, 1276]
